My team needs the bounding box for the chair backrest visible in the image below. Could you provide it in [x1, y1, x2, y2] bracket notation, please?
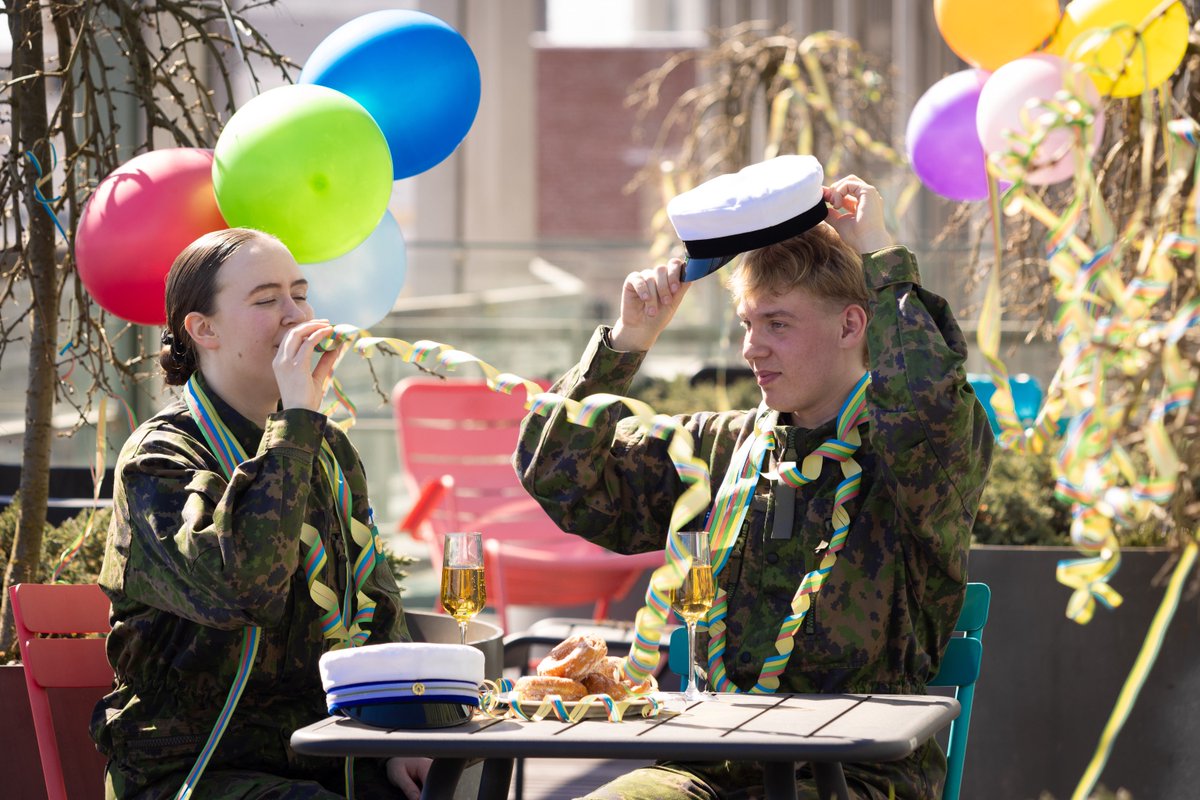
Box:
[391, 376, 661, 631]
[667, 581, 990, 800]
[927, 582, 990, 800]
[9, 583, 115, 800]
[391, 377, 557, 568]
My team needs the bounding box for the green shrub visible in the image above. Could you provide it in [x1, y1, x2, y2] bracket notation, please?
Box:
[0, 496, 110, 586]
[1, 498, 111, 662]
[972, 446, 1164, 547]
[628, 374, 761, 416]
[973, 447, 1073, 546]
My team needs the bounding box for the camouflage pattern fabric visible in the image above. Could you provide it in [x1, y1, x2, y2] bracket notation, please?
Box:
[104, 762, 400, 800]
[579, 748, 943, 800]
[516, 246, 994, 800]
[92, 372, 409, 798]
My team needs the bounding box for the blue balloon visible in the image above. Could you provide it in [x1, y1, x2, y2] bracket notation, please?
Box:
[300, 10, 481, 180]
[300, 211, 407, 331]
[968, 372, 1044, 435]
[1010, 374, 1043, 426]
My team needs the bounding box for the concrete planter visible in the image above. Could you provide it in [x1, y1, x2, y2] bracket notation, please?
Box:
[1, 664, 44, 799]
[963, 546, 1200, 799]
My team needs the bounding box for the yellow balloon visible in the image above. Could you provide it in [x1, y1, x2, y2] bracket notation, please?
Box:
[1048, 0, 1190, 98]
[934, 0, 1062, 72]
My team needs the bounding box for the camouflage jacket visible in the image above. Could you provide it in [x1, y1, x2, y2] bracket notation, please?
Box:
[91, 373, 408, 793]
[516, 246, 993, 696]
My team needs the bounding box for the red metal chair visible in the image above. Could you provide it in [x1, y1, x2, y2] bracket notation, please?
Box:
[9, 582, 114, 800]
[392, 376, 662, 631]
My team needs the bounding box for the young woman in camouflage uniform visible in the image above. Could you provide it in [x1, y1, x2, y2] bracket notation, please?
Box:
[516, 176, 993, 799]
[91, 229, 428, 799]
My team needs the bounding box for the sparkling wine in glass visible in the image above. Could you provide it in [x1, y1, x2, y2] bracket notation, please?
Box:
[668, 531, 714, 702]
[441, 531, 486, 644]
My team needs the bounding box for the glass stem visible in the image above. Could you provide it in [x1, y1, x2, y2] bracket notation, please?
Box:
[458, 620, 468, 645]
[686, 620, 698, 698]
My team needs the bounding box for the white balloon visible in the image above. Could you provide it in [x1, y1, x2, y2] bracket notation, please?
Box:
[301, 211, 407, 330]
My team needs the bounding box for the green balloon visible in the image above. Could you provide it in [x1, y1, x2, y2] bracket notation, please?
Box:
[213, 84, 393, 264]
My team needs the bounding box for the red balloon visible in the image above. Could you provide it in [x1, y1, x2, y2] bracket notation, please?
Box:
[75, 148, 227, 325]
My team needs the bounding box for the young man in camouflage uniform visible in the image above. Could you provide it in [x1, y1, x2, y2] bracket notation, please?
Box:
[515, 164, 993, 799]
[92, 229, 426, 799]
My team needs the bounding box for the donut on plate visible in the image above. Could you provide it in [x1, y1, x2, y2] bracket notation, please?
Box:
[593, 656, 623, 680]
[581, 670, 630, 700]
[514, 675, 588, 702]
[535, 634, 607, 679]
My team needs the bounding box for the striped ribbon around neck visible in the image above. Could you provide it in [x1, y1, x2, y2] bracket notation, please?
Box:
[179, 375, 377, 798]
[701, 372, 871, 694]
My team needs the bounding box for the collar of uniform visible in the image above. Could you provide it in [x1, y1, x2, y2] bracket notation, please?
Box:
[193, 370, 266, 457]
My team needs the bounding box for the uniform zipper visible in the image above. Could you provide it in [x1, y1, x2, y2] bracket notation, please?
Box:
[128, 733, 208, 752]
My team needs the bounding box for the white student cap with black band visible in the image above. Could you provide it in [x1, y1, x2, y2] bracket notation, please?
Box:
[667, 155, 830, 282]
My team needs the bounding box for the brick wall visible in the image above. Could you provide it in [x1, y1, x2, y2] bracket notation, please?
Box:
[536, 46, 696, 240]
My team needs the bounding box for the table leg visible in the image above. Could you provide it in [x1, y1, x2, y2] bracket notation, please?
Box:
[762, 762, 799, 800]
[477, 759, 514, 800]
[420, 757, 468, 800]
[812, 762, 850, 800]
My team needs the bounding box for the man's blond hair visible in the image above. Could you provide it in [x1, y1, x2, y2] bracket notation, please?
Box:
[726, 222, 871, 362]
[727, 222, 869, 310]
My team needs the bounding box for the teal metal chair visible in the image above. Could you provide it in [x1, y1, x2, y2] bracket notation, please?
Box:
[927, 582, 990, 800]
[667, 582, 990, 800]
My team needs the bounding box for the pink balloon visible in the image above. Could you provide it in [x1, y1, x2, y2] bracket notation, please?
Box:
[976, 54, 1104, 186]
[76, 148, 227, 325]
[906, 69, 992, 201]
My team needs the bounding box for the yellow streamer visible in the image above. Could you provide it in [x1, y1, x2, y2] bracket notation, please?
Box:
[1071, 532, 1199, 800]
[327, 327, 713, 679]
[979, 87, 1199, 624]
[479, 680, 668, 724]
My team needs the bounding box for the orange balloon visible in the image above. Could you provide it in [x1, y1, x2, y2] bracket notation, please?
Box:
[935, 0, 1062, 71]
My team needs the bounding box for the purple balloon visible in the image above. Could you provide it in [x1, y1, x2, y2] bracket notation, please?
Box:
[906, 69, 991, 202]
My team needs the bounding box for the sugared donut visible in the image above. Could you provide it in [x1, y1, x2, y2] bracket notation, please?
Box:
[514, 675, 588, 702]
[581, 670, 630, 700]
[629, 672, 658, 694]
[594, 656, 623, 680]
[535, 634, 607, 679]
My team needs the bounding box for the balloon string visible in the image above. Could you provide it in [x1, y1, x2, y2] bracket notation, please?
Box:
[23, 148, 71, 243]
[220, 0, 259, 97]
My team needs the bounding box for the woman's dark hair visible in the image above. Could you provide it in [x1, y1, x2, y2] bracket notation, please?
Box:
[160, 228, 275, 385]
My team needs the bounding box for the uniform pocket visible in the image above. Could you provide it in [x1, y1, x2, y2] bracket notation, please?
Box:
[108, 716, 209, 790]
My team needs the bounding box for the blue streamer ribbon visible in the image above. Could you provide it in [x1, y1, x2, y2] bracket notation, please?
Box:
[23, 146, 70, 243]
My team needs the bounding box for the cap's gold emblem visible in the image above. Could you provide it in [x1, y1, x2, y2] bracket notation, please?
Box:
[412, 682, 426, 696]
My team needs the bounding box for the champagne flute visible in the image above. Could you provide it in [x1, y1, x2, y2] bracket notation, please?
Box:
[668, 530, 714, 703]
[440, 531, 486, 644]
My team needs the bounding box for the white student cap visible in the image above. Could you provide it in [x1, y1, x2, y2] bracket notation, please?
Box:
[667, 155, 829, 282]
[320, 642, 485, 728]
